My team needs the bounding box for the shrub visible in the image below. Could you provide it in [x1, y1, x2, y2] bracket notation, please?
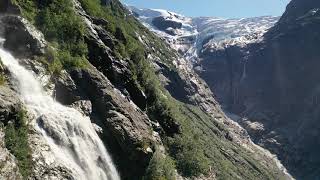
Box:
[144, 151, 176, 180]
[0, 73, 5, 86]
[12, 0, 37, 22]
[4, 109, 32, 178]
[0, 56, 6, 85]
[14, 0, 89, 72]
[167, 135, 210, 177]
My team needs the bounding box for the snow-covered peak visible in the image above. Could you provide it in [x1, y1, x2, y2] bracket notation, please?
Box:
[129, 6, 196, 37]
[128, 6, 279, 63]
[129, 6, 181, 19]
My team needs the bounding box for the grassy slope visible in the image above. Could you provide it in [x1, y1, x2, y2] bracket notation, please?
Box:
[12, 0, 284, 179]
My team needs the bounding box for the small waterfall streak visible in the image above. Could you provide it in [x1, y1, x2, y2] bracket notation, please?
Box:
[0, 47, 120, 180]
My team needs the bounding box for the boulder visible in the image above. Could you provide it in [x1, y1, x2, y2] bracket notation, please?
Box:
[54, 71, 82, 105]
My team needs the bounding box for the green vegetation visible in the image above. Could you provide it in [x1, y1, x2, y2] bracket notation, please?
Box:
[13, 0, 88, 73]
[4, 109, 32, 179]
[174, 104, 276, 179]
[131, 50, 211, 177]
[0, 61, 6, 86]
[0, 73, 5, 86]
[76, 1, 213, 177]
[144, 151, 176, 180]
[0, 70, 5, 85]
[76, 0, 282, 179]
[12, 0, 37, 22]
[13, 0, 283, 179]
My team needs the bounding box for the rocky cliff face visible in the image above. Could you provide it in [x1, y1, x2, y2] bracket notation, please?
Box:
[0, 0, 293, 179]
[183, 0, 320, 179]
[0, 86, 23, 180]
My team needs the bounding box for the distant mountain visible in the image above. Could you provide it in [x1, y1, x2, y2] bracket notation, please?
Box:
[128, 6, 279, 63]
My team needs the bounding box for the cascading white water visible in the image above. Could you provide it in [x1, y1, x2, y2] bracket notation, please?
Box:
[0, 46, 120, 180]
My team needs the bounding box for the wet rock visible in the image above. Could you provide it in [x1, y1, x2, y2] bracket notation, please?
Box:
[0, 86, 21, 125]
[69, 65, 155, 178]
[70, 100, 92, 116]
[54, 71, 82, 105]
[0, 0, 20, 14]
[29, 127, 75, 180]
[2, 15, 47, 57]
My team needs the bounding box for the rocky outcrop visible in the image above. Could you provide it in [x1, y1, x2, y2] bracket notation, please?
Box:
[1, 15, 47, 57]
[74, 0, 147, 111]
[0, 86, 23, 180]
[152, 16, 182, 30]
[69, 66, 155, 179]
[0, 86, 21, 124]
[152, 16, 182, 35]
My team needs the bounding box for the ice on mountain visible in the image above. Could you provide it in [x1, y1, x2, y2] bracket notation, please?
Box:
[128, 6, 279, 64]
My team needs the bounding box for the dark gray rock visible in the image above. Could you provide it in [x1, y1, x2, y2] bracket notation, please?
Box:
[1, 15, 46, 57]
[93, 24, 115, 50]
[278, 0, 320, 24]
[0, 86, 21, 125]
[54, 71, 82, 105]
[91, 17, 109, 26]
[69, 65, 154, 179]
[152, 16, 182, 31]
[0, 0, 20, 14]
[70, 100, 92, 116]
[74, 1, 147, 111]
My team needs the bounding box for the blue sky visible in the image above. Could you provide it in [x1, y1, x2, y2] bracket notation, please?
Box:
[121, 0, 291, 18]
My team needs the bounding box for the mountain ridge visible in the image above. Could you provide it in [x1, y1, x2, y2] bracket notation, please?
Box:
[129, 6, 279, 64]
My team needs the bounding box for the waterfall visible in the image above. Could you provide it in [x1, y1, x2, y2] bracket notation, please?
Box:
[240, 60, 247, 82]
[0, 47, 120, 180]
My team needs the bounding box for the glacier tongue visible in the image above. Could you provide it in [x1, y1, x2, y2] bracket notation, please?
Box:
[0, 47, 120, 180]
